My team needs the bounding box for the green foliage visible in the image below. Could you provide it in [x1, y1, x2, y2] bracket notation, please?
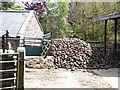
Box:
[0, 1, 14, 10]
[7, 5, 23, 10]
[42, 1, 70, 38]
[0, 1, 23, 10]
[41, 2, 120, 42]
[68, 2, 120, 42]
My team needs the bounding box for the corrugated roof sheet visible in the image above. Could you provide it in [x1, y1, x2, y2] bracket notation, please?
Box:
[0, 11, 29, 37]
[92, 13, 120, 22]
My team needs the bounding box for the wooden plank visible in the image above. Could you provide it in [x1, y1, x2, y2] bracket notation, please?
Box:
[43, 39, 51, 42]
[43, 33, 51, 40]
[24, 37, 42, 46]
[25, 41, 42, 44]
[17, 47, 25, 90]
[8, 37, 20, 40]
[24, 44, 42, 46]
[43, 33, 51, 36]
[25, 37, 42, 40]
[25, 40, 42, 43]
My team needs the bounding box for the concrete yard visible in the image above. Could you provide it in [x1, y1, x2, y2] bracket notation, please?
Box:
[92, 68, 119, 89]
[24, 68, 119, 89]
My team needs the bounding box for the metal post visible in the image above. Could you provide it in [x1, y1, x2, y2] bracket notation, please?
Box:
[114, 19, 118, 53]
[104, 20, 107, 55]
[5, 30, 9, 52]
[2, 35, 5, 53]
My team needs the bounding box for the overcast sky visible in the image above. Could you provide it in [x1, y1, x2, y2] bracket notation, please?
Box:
[18, 0, 32, 4]
[18, 0, 65, 4]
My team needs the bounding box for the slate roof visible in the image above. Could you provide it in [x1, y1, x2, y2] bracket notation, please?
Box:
[0, 11, 29, 37]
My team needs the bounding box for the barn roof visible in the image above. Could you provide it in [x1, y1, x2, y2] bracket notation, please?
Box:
[0, 10, 44, 38]
[0, 11, 30, 37]
[92, 13, 120, 22]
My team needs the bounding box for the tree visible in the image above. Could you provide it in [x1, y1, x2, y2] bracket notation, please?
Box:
[0, 0, 23, 10]
[22, 1, 47, 23]
[68, 2, 120, 41]
[42, 1, 70, 38]
[0, 0, 14, 10]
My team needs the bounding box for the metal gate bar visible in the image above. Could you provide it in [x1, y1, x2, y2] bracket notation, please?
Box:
[0, 53, 19, 90]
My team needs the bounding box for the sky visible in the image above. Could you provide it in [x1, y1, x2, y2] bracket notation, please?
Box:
[18, 0, 32, 3]
[15, 0, 32, 6]
[18, 0, 32, 4]
[12, 0, 120, 5]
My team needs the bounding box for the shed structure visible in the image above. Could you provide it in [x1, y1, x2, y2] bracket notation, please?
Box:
[92, 13, 120, 55]
[0, 10, 44, 55]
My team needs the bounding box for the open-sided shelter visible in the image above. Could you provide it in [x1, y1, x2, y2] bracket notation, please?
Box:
[92, 13, 120, 55]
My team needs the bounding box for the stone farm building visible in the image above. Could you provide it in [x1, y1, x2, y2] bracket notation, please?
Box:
[0, 10, 44, 56]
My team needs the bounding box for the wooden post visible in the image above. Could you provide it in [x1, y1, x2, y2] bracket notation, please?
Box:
[0, 54, 2, 88]
[17, 47, 25, 90]
[104, 20, 108, 55]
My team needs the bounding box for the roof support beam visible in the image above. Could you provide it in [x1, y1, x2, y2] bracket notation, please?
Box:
[114, 19, 118, 53]
[104, 20, 108, 55]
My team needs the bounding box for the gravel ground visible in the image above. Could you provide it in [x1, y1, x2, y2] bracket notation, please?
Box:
[24, 68, 113, 88]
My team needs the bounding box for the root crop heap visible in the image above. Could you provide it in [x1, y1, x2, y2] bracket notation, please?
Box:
[25, 38, 119, 70]
[49, 38, 119, 70]
[49, 38, 92, 70]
